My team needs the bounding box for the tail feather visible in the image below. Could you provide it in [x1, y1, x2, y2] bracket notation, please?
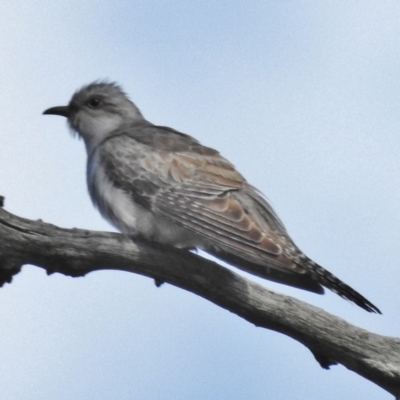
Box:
[307, 260, 381, 314]
[208, 246, 381, 314]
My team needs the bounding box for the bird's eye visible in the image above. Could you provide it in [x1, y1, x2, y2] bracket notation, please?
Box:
[87, 97, 101, 109]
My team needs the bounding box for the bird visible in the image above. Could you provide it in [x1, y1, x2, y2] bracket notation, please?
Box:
[43, 81, 381, 314]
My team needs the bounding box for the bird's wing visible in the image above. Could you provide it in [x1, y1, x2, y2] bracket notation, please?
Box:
[98, 126, 306, 275]
[118, 124, 309, 273]
[151, 150, 307, 274]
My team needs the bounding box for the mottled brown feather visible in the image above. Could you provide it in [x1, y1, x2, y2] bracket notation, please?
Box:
[146, 140, 320, 276]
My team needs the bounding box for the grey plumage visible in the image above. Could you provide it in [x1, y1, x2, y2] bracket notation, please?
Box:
[43, 81, 381, 313]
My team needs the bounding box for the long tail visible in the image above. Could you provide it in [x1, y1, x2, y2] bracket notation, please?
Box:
[306, 259, 381, 314]
[208, 246, 381, 313]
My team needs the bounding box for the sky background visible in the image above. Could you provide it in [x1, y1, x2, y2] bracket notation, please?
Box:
[0, 1, 399, 399]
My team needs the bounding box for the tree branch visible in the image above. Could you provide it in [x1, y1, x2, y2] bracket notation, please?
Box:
[0, 202, 399, 397]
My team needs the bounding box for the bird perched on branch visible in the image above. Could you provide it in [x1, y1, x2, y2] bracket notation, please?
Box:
[43, 81, 381, 314]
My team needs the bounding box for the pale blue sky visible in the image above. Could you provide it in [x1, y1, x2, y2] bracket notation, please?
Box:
[0, 2, 399, 399]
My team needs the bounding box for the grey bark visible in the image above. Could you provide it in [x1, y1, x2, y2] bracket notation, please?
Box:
[0, 200, 399, 398]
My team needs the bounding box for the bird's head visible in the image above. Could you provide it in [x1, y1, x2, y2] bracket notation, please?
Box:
[43, 81, 144, 151]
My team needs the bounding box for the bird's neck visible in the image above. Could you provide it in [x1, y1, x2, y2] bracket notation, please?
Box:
[78, 116, 124, 155]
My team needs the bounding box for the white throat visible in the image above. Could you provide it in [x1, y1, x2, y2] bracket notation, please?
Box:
[76, 114, 124, 155]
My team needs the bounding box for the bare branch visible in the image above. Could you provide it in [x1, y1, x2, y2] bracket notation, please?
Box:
[0, 203, 399, 397]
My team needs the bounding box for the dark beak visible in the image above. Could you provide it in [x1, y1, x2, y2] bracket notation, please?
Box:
[43, 106, 70, 118]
